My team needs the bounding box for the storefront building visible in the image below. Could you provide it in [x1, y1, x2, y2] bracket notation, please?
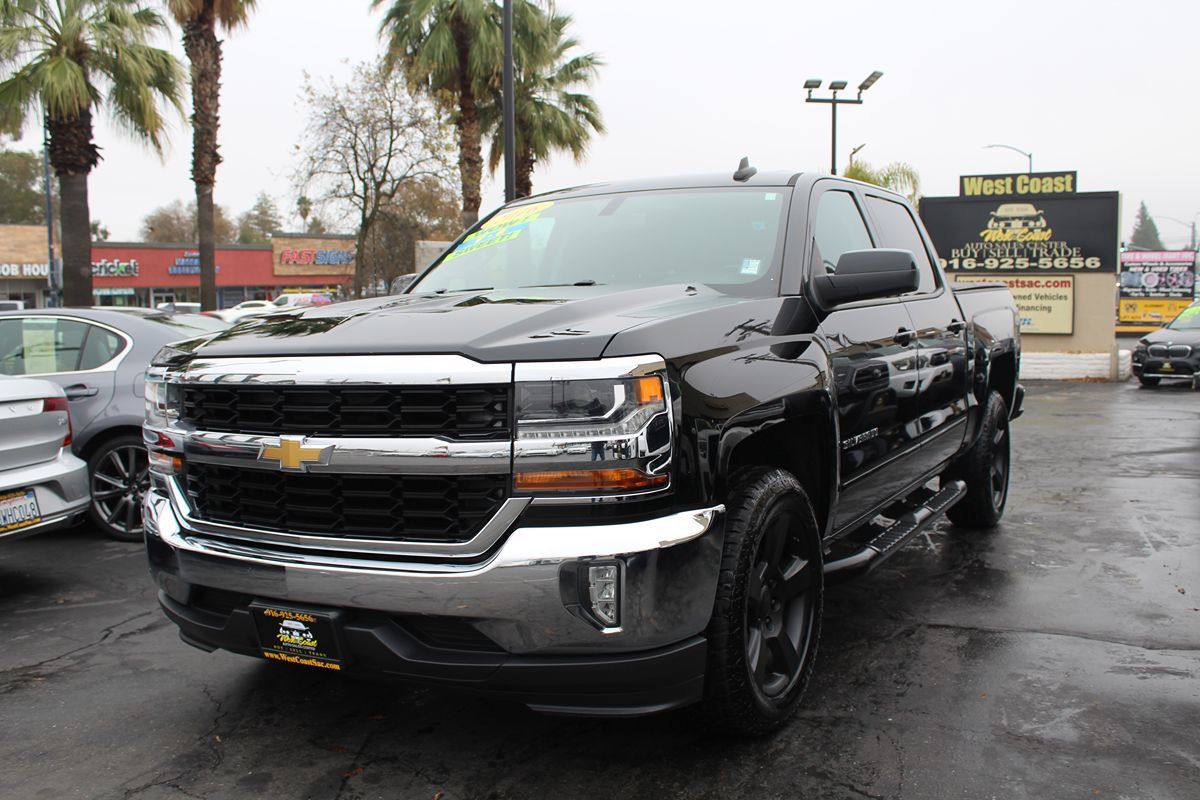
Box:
[1, 225, 357, 309]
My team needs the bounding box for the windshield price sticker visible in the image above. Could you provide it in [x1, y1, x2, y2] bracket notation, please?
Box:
[444, 202, 555, 262]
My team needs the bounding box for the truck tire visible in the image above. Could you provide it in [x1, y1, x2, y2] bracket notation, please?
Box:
[704, 468, 823, 735]
[946, 391, 1010, 529]
[87, 434, 150, 542]
[1137, 375, 1161, 388]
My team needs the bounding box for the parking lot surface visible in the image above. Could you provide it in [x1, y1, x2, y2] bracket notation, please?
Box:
[1, 381, 1197, 800]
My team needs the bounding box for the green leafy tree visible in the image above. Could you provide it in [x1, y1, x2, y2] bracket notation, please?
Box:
[296, 59, 454, 296]
[166, 0, 256, 310]
[90, 219, 109, 240]
[0, 0, 184, 305]
[141, 198, 235, 243]
[483, 7, 602, 198]
[843, 159, 921, 205]
[236, 191, 281, 243]
[376, 0, 539, 228]
[0, 145, 44, 223]
[1129, 202, 1164, 251]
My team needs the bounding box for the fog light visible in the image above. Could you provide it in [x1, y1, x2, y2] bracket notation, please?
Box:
[588, 564, 620, 627]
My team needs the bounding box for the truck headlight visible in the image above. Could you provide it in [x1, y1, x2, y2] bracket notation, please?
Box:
[514, 373, 672, 495]
[144, 375, 182, 428]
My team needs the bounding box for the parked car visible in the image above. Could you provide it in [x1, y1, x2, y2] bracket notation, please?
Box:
[211, 300, 275, 324]
[0, 308, 228, 541]
[270, 292, 333, 310]
[0, 300, 26, 311]
[1131, 302, 1200, 387]
[1, 376, 89, 542]
[155, 301, 202, 314]
[143, 167, 1022, 733]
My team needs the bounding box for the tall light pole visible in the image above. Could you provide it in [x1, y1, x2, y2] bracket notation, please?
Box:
[41, 116, 59, 308]
[1154, 214, 1199, 251]
[984, 143, 1033, 174]
[804, 71, 882, 175]
[502, 0, 516, 203]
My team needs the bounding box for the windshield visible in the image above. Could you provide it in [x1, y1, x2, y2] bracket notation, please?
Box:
[413, 188, 790, 296]
[1167, 304, 1200, 330]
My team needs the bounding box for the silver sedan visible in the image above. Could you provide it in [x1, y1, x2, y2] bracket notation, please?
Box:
[0, 377, 89, 542]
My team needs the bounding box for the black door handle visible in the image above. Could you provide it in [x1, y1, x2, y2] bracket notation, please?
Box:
[64, 384, 99, 400]
[893, 328, 916, 346]
[948, 318, 966, 334]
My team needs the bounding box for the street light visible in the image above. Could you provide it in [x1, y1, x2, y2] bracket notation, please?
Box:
[502, 0, 515, 202]
[984, 143, 1033, 174]
[805, 71, 883, 175]
[1153, 213, 1200, 251]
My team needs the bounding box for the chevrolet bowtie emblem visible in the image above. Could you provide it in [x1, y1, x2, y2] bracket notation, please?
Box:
[258, 436, 331, 472]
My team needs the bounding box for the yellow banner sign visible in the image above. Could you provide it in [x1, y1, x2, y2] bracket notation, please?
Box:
[1118, 297, 1193, 325]
[953, 274, 1074, 334]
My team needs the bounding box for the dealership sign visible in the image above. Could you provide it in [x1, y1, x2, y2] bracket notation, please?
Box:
[1118, 250, 1196, 325]
[958, 171, 1077, 198]
[954, 274, 1074, 334]
[921, 192, 1120, 273]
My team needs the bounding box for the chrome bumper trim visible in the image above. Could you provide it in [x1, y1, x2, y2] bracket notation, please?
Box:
[181, 431, 512, 474]
[146, 494, 725, 652]
[164, 476, 531, 558]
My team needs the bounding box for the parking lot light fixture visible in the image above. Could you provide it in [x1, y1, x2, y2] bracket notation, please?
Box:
[984, 143, 1033, 174]
[805, 71, 884, 176]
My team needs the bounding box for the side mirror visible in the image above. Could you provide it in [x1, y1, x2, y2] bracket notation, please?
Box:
[811, 248, 920, 307]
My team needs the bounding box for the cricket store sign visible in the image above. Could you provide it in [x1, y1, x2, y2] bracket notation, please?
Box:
[920, 192, 1119, 273]
[954, 274, 1075, 335]
[91, 258, 138, 278]
[1118, 250, 1196, 325]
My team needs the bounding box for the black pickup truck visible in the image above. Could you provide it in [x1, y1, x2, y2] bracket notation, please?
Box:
[143, 166, 1022, 734]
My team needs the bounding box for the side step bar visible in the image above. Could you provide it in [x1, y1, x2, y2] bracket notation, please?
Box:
[824, 479, 967, 581]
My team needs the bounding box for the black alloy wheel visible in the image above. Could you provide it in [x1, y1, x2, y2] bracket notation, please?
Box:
[704, 468, 824, 735]
[87, 435, 151, 542]
[745, 508, 820, 699]
[947, 390, 1010, 529]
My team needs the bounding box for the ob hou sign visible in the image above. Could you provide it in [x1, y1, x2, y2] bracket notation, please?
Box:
[922, 181, 1119, 340]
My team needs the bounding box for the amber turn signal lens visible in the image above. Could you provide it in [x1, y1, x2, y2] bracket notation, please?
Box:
[515, 468, 668, 493]
[148, 450, 183, 476]
[633, 375, 664, 405]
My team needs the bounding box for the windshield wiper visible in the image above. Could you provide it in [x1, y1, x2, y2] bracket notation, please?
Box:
[519, 280, 602, 288]
[433, 286, 494, 294]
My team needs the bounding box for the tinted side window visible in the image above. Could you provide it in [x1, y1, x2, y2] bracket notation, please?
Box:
[812, 190, 873, 275]
[865, 196, 937, 293]
[0, 317, 88, 375]
[79, 325, 126, 370]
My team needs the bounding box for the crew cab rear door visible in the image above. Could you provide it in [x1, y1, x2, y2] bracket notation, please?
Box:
[862, 193, 971, 475]
[805, 182, 924, 532]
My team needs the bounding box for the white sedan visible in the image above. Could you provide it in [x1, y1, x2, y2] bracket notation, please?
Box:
[212, 300, 276, 323]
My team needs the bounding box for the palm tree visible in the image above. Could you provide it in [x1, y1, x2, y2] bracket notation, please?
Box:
[0, 0, 183, 306]
[843, 160, 921, 205]
[375, 0, 519, 229]
[166, 0, 255, 311]
[484, 7, 602, 198]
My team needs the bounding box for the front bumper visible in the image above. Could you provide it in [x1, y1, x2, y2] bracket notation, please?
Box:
[144, 490, 725, 714]
[0, 449, 89, 542]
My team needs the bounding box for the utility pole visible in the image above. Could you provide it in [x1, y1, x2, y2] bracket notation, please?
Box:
[502, 0, 516, 203]
[42, 118, 59, 308]
[804, 72, 883, 176]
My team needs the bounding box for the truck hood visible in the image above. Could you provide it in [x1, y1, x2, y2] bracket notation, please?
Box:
[191, 284, 758, 362]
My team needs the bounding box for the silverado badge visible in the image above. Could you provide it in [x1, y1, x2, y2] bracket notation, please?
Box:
[258, 436, 331, 472]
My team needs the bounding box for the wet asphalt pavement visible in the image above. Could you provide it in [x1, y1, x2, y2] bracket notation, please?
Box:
[1, 381, 1197, 800]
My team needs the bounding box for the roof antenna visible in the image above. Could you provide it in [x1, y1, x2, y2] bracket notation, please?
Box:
[733, 156, 757, 182]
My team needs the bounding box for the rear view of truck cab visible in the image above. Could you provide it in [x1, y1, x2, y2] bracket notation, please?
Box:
[144, 167, 1020, 733]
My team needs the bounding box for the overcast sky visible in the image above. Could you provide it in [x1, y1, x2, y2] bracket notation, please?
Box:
[9, 0, 1199, 247]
